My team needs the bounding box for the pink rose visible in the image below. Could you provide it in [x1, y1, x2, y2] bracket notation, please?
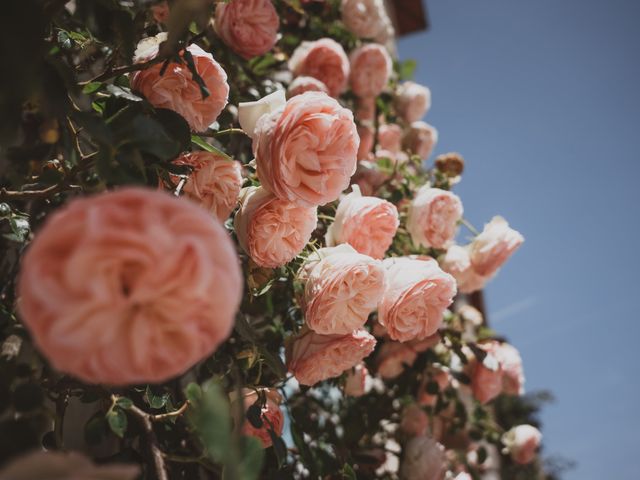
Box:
[469, 216, 524, 277]
[403, 121, 438, 160]
[495, 342, 525, 396]
[470, 341, 525, 404]
[234, 186, 317, 268]
[501, 425, 542, 465]
[171, 151, 243, 221]
[376, 341, 417, 379]
[234, 388, 284, 448]
[395, 81, 431, 123]
[400, 403, 429, 437]
[349, 43, 392, 98]
[378, 123, 403, 154]
[341, 0, 391, 40]
[289, 38, 350, 97]
[418, 366, 450, 407]
[407, 186, 463, 249]
[378, 257, 456, 342]
[343, 363, 369, 397]
[351, 160, 386, 196]
[325, 185, 399, 259]
[286, 327, 376, 386]
[287, 76, 329, 98]
[254, 91, 359, 207]
[303, 244, 385, 334]
[0, 451, 139, 480]
[151, 1, 169, 24]
[439, 245, 487, 294]
[357, 124, 374, 161]
[214, 0, 279, 60]
[355, 96, 376, 122]
[400, 436, 447, 480]
[454, 473, 472, 480]
[18, 188, 242, 385]
[131, 40, 229, 132]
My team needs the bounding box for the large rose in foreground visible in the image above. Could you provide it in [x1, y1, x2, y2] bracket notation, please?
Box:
[18, 188, 242, 385]
[254, 91, 359, 207]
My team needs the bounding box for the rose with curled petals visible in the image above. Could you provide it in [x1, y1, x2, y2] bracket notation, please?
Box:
[325, 185, 398, 259]
[395, 81, 431, 123]
[234, 186, 317, 268]
[341, 0, 391, 40]
[171, 151, 243, 221]
[253, 91, 359, 207]
[18, 188, 242, 385]
[469, 216, 524, 277]
[286, 327, 376, 386]
[287, 76, 329, 98]
[378, 257, 456, 343]
[349, 43, 392, 98]
[303, 244, 384, 334]
[407, 186, 463, 250]
[377, 123, 403, 154]
[439, 245, 487, 294]
[288, 38, 350, 97]
[404, 121, 438, 160]
[502, 425, 542, 465]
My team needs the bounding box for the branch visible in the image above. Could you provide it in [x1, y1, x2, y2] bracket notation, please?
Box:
[150, 401, 189, 422]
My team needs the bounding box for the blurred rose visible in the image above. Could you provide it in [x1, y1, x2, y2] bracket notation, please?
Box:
[400, 403, 429, 437]
[469, 216, 524, 277]
[131, 38, 229, 132]
[357, 124, 375, 161]
[18, 188, 242, 385]
[470, 341, 524, 403]
[286, 327, 376, 386]
[376, 341, 417, 379]
[349, 43, 392, 98]
[395, 81, 431, 123]
[303, 244, 384, 334]
[439, 245, 487, 294]
[418, 365, 450, 407]
[171, 151, 243, 221]
[233, 388, 284, 448]
[214, 0, 279, 60]
[343, 363, 369, 397]
[0, 451, 139, 480]
[325, 185, 399, 259]
[378, 123, 403, 154]
[287, 76, 329, 98]
[355, 96, 376, 122]
[495, 342, 525, 396]
[454, 473, 472, 480]
[378, 257, 456, 342]
[235, 186, 317, 268]
[341, 0, 391, 40]
[407, 186, 463, 250]
[403, 121, 438, 160]
[254, 91, 358, 207]
[351, 160, 386, 196]
[289, 38, 350, 97]
[400, 436, 447, 480]
[501, 425, 542, 464]
[151, 1, 169, 24]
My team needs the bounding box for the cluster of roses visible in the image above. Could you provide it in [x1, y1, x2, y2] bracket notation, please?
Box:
[7, 0, 543, 478]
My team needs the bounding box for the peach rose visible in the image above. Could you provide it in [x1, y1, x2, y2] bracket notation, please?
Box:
[395, 81, 431, 123]
[18, 188, 242, 385]
[171, 151, 243, 221]
[418, 366, 450, 407]
[234, 388, 284, 448]
[214, 0, 279, 60]
[351, 160, 386, 196]
[234, 186, 317, 268]
[343, 363, 369, 397]
[378, 257, 456, 342]
[400, 403, 429, 437]
[0, 451, 139, 480]
[470, 347, 503, 404]
[349, 43, 392, 98]
[403, 121, 438, 160]
[400, 436, 447, 480]
[289, 38, 350, 97]
[355, 96, 376, 122]
[439, 245, 486, 294]
[303, 244, 385, 334]
[254, 91, 359, 207]
[470, 341, 524, 404]
[376, 341, 418, 379]
[341, 0, 391, 40]
[407, 186, 463, 250]
[287, 76, 329, 98]
[286, 327, 376, 386]
[501, 425, 542, 465]
[151, 1, 169, 24]
[357, 124, 374, 161]
[325, 185, 399, 259]
[378, 123, 403, 154]
[469, 216, 524, 277]
[495, 342, 525, 396]
[131, 37, 229, 132]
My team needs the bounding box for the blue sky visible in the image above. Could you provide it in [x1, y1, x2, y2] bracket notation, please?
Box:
[398, 1, 640, 478]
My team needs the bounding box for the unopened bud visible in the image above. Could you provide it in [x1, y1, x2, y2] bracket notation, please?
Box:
[435, 152, 465, 177]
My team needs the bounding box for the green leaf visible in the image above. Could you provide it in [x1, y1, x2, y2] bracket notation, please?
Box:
[237, 436, 265, 480]
[106, 407, 127, 438]
[341, 463, 357, 480]
[144, 386, 170, 409]
[115, 397, 133, 409]
[258, 346, 287, 380]
[82, 82, 103, 95]
[269, 432, 287, 468]
[184, 383, 203, 403]
[187, 380, 231, 462]
[191, 135, 232, 160]
[398, 59, 417, 81]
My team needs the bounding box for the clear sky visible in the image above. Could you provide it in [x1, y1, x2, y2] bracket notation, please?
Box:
[398, 1, 640, 478]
